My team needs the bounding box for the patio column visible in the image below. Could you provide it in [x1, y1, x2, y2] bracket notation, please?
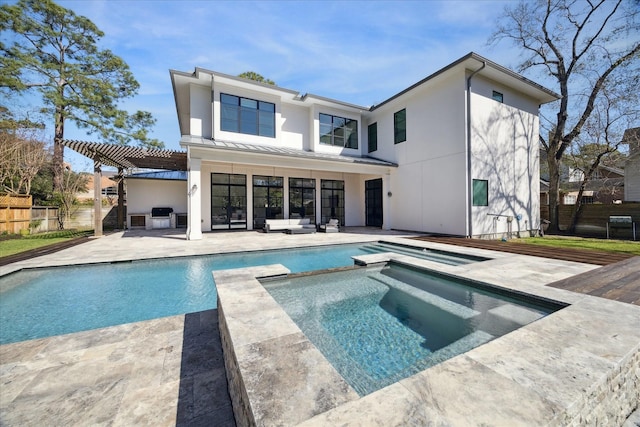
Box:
[93, 157, 103, 237]
[116, 167, 125, 230]
[382, 173, 392, 231]
[187, 157, 202, 240]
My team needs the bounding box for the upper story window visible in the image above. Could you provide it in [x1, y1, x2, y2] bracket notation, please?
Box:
[492, 91, 504, 103]
[221, 93, 275, 137]
[319, 113, 358, 149]
[368, 122, 377, 153]
[394, 109, 406, 144]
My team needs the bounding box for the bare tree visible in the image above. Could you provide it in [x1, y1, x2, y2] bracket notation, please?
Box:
[566, 80, 638, 232]
[0, 117, 49, 195]
[55, 169, 89, 230]
[490, 0, 640, 233]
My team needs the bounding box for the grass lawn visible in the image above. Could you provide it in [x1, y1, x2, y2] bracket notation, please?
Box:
[515, 236, 640, 256]
[0, 230, 93, 258]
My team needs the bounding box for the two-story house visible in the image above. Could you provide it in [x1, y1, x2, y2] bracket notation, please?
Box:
[155, 52, 558, 240]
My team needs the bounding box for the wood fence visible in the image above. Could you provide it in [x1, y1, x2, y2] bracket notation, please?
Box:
[0, 194, 33, 234]
[0, 195, 119, 234]
[31, 206, 60, 232]
[541, 203, 640, 239]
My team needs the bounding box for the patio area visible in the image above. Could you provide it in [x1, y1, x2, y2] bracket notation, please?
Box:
[1, 228, 638, 426]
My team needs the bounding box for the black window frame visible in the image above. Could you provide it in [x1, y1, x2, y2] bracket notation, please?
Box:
[492, 91, 504, 103]
[319, 113, 358, 149]
[211, 173, 248, 230]
[220, 93, 275, 138]
[320, 179, 345, 225]
[394, 109, 406, 144]
[252, 175, 284, 229]
[472, 179, 489, 207]
[289, 177, 316, 224]
[368, 122, 378, 153]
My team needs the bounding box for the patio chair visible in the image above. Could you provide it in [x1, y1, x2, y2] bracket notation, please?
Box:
[319, 218, 340, 233]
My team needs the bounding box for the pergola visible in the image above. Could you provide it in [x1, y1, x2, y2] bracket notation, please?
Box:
[62, 140, 187, 236]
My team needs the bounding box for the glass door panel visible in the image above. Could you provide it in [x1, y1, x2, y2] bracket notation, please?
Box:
[211, 173, 247, 230]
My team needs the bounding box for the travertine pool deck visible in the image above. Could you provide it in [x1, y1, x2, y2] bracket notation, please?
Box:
[1, 229, 638, 426]
[216, 243, 640, 426]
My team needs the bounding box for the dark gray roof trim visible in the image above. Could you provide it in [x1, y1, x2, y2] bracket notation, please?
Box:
[184, 137, 397, 168]
[370, 52, 560, 111]
[169, 68, 300, 95]
[299, 93, 368, 111]
[171, 68, 369, 111]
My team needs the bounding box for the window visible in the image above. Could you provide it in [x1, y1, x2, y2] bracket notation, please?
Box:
[581, 196, 594, 204]
[319, 113, 358, 149]
[368, 122, 377, 153]
[321, 180, 345, 225]
[394, 109, 406, 144]
[289, 178, 316, 224]
[220, 93, 275, 137]
[472, 179, 488, 206]
[492, 91, 504, 103]
[253, 175, 283, 229]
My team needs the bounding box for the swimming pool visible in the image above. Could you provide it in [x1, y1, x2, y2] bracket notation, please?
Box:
[263, 263, 564, 396]
[0, 241, 488, 345]
[0, 244, 371, 344]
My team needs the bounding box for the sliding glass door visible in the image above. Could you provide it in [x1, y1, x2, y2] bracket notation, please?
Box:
[211, 173, 247, 230]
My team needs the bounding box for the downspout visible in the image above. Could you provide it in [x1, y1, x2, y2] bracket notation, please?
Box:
[186, 144, 192, 240]
[465, 61, 486, 238]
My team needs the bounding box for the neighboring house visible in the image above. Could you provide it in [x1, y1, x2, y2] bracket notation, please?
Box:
[567, 164, 625, 183]
[562, 165, 625, 205]
[128, 52, 558, 240]
[540, 179, 550, 207]
[623, 127, 640, 202]
[76, 172, 121, 204]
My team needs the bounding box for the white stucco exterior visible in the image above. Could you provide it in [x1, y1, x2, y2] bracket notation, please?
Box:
[164, 52, 557, 239]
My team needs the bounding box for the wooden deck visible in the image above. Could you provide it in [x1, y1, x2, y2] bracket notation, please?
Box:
[411, 236, 634, 265]
[547, 257, 640, 306]
[411, 236, 640, 306]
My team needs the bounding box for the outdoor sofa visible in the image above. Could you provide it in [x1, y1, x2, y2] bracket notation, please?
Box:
[264, 218, 316, 233]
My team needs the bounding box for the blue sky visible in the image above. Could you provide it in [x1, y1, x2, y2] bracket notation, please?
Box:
[7, 0, 528, 171]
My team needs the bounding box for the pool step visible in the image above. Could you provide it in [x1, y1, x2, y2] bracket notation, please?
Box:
[369, 272, 480, 319]
[361, 243, 473, 266]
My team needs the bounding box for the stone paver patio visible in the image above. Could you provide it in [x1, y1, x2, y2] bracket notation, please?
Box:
[1, 228, 638, 426]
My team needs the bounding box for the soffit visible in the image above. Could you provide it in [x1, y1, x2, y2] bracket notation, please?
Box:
[181, 136, 397, 173]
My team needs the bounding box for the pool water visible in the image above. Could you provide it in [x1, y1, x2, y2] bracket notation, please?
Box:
[0, 244, 372, 345]
[263, 263, 563, 396]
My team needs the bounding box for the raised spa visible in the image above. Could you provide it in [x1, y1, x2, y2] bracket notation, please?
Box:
[262, 263, 565, 396]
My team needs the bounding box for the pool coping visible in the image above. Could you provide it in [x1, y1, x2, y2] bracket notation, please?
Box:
[215, 243, 640, 426]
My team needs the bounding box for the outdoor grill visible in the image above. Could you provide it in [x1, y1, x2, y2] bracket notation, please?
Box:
[150, 207, 174, 229]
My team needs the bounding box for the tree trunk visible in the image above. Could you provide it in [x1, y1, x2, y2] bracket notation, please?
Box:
[53, 107, 65, 192]
[568, 186, 587, 234]
[547, 154, 561, 233]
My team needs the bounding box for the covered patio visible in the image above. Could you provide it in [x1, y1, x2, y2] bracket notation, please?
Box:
[61, 140, 187, 237]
